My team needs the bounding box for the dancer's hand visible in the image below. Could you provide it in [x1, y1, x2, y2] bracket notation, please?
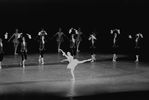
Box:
[27, 34, 32, 39]
[38, 32, 41, 35]
[128, 35, 132, 39]
[61, 59, 68, 62]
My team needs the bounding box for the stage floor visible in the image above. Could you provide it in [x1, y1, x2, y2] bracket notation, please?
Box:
[0, 52, 149, 100]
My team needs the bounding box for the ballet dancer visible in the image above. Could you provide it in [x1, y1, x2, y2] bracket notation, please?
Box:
[76, 28, 83, 52]
[128, 33, 143, 62]
[51, 28, 68, 52]
[88, 31, 97, 62]
[69, 28, 77, 56]
[0, 38, 4, 69]
[110, 29, 120, 62]
[20, 33, 32, 68]
[59, 49, 92, 81]
[8, 29, 22, 55]
[35, 29, 49, 65]
[0, 33, 9, 69]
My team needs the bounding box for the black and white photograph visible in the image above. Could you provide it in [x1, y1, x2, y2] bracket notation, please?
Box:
[0, 0, 149, 100]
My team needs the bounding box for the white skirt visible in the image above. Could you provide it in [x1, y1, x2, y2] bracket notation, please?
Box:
[67, 59, 79, 69]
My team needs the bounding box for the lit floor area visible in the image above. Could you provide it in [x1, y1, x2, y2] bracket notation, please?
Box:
[0, 52, 149, 100]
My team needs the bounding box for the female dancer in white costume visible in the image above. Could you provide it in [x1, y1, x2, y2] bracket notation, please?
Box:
[51, 28, 68, 52]
[128, 33, 143, 62]
[8, 29, 22, 55]
[60, 49, 92, 81]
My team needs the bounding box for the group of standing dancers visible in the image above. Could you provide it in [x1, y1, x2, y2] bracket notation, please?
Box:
[0, 28, 143, 81]
[110, 29, 143, 62]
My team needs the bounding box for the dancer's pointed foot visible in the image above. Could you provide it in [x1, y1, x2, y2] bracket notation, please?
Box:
[135, 60, 139, 62]
[113, 59, 116, 62]
[23, 65, 25, 68]
[14, 53, 18, 55]
[41, 62, 44, 65]
[77, 50, 80, 52]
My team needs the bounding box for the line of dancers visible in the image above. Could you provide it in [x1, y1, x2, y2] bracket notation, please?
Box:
[0, 28, 144, 70]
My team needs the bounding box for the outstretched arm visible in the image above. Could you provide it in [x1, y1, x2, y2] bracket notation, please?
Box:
[51, 33, 58, 39]
[78, 59, 92, 64]
[62, 32, 69, 40]
[8, 34, 14, 42]
[61, 59, 68, 62]
[59, 49, 68, 58]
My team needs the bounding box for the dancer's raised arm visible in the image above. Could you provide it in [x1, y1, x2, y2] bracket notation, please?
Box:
[59, 49, 68, 58]
[8, 34, 14, 42]
[51, 33, 58, 39]
[27, 33, 32, 39]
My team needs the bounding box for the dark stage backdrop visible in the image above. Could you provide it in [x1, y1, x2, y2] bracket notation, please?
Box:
[0, 0, 149, 60]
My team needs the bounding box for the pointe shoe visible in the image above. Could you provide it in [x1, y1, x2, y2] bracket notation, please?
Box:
[41, 62, 44, 65]
[14, 53, 18, 55]
[113, 59, 116, 62]
[41, 58, 44, 65]
[22, 65, 25, 68]
[135, 60, 139, 62]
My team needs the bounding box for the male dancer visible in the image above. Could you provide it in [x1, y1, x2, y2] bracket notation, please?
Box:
[110, 29, 120, 62]
[20, 33, 32, 68]
[69, 28, 77, 56]
[128, 33, 143, 62]
[35, 28, 48, 65]
[60, 49, 92, 81]
[89, 31, 97, 62]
